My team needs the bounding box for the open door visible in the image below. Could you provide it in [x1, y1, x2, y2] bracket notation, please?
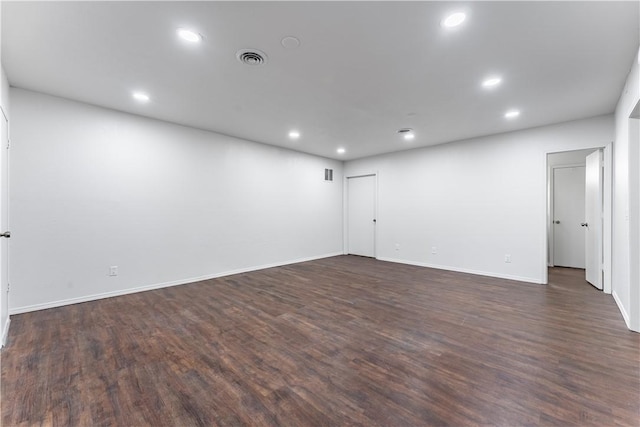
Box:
[585, 150, 603, 289]
[0, 109, 9, 345]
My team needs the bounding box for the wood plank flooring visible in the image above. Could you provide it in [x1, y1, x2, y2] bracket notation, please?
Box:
[1, 256, 638, 426]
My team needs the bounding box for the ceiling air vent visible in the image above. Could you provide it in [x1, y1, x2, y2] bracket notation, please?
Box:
[236, 49, 268, 66]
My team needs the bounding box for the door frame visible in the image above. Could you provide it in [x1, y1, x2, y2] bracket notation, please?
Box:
[543, 144, 612, 294]
[548, 162, 586, 268]
[343, 172, 378, 258]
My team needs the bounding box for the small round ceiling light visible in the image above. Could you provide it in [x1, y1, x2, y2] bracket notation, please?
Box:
[236, 49, 268, 66]
[337, 147, 346, 154]
[177, 28, 202, 43]
[132, 91, 150, 102]
[441, 12, 466, 28]
[288, 130, 300, 139]
[505, 109, 520, 119]
[482, 77, 502, 88]
[281, 36, 300, 49]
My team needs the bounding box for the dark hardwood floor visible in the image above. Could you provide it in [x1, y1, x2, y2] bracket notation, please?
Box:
[1, 256, 638, 426]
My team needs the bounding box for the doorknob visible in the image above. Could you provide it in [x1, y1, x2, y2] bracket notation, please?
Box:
[553, 220, 560, 224]
[0, 231, 10, 238]
[373, 219, 377, 223]
[581, 223, 588, 227]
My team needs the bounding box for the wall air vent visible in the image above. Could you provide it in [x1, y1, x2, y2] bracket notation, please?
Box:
[236, 49, 268, 66]
[324, 168, 334, 182]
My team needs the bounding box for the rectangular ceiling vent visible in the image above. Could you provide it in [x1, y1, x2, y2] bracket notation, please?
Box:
[324, 168, 333, 182]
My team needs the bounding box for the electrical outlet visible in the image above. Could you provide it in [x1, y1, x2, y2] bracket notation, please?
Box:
[504, 254, 511, 263]
[109, 266, 118, 276]
[395, 243, 400, 251]
[431, 246, 437, 255]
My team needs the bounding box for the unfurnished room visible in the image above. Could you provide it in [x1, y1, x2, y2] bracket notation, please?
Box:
[0, 1, 639, 426]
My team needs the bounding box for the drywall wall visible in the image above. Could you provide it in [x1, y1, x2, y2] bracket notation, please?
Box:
[1, 69, 8, 116]
[613, 48, 640, 331]
[9, 88, 343, 313]
[344, 115, 613, 284]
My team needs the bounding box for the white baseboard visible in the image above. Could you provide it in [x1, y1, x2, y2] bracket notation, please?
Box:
[9, 252, 343, 315]
[377, 256, 542, 284]
[1, 317, 10, 348]
[612, 290, 631, 328]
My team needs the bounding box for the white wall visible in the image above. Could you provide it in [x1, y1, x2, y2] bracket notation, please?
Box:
[345, 115, 613, 284]
[1, 69, 7, 118]
[613, 48, 640, 331]
[9, 88, 343, 313]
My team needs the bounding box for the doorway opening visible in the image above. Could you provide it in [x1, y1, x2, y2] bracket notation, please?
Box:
[546, 146, 611, 293]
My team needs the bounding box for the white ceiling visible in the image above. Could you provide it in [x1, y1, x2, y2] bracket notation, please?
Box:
[2, 1, 639, 160]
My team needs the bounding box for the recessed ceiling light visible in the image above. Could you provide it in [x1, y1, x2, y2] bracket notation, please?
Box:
[505, 110, 520, 119]
[281, 36, 300, 49]
[132, 92, 150, 102]
[442, 12, 466, 28]
[177, 28, 202, 43]
[337, 148, 346, 154]
[288, 130, 300, 139]
[482, 77, 502, 88]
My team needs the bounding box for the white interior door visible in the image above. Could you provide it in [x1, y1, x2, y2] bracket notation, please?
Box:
[0, 111, 9, 343]
[553, 166, 586, 268]
[585, 150, 603, 289]
[347, 175, 375, 257]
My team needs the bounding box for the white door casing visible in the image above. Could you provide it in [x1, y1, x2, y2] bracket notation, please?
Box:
[347, 175, 376, 257]
[553, 166, 586, 269]
[585, 150, 603, 289]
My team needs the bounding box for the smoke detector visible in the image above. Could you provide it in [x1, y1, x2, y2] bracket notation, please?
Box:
[236, 49, 268, 66]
